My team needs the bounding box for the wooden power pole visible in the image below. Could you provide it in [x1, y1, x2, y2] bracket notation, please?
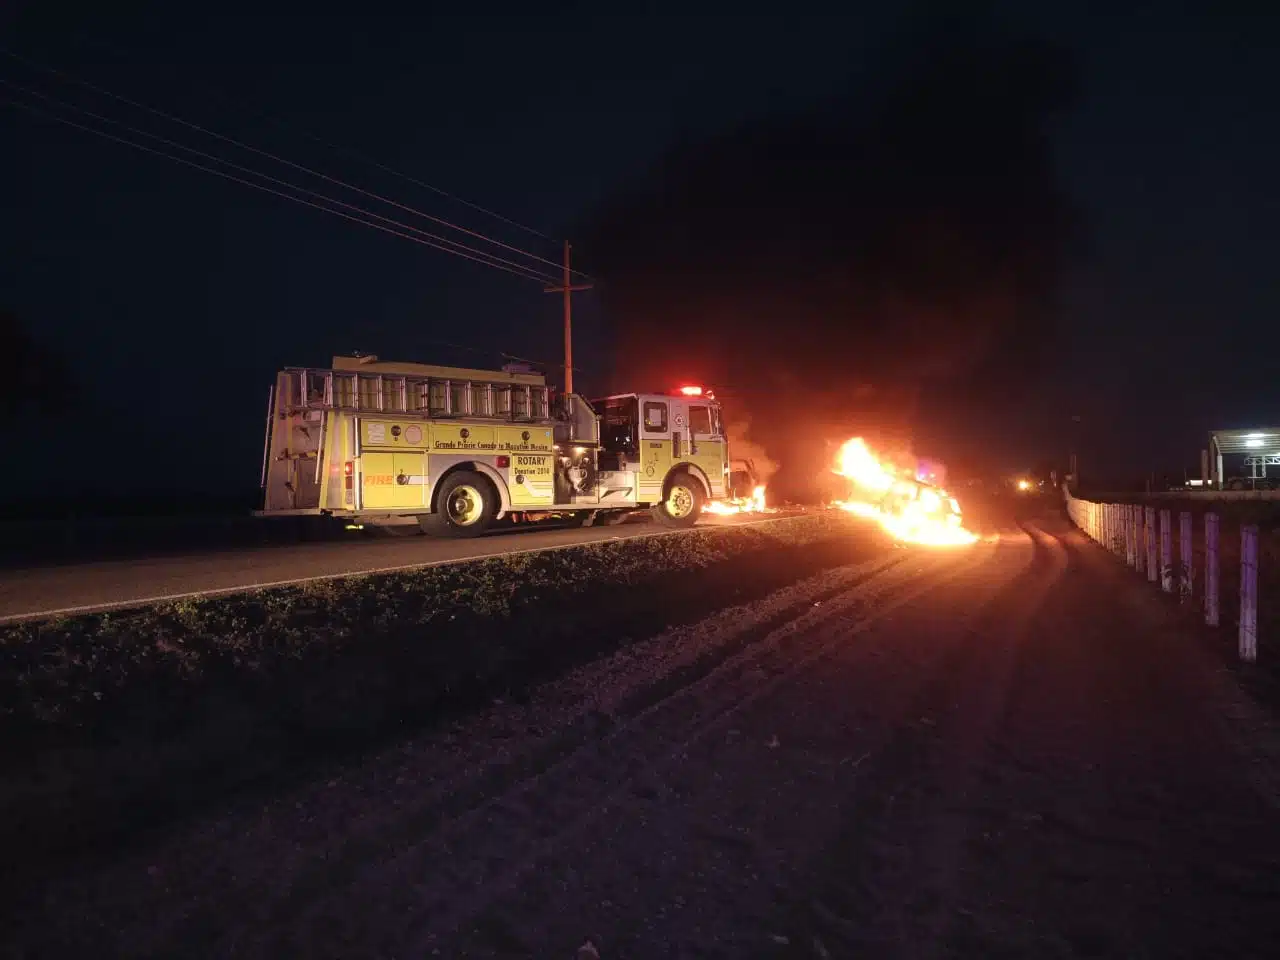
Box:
[543, 241, 592, 395]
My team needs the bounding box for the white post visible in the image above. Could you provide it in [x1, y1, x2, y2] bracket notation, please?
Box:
[1126, 504, 1136, 567]
[1179, 511, 1193, 602]
[1146, 506, 1158, 583]
[1141, 506, 1152, 576]
[1240, 525, 1258, 662]
[1205, 513, 1220, 627]
[1160, 509, 1173, 592]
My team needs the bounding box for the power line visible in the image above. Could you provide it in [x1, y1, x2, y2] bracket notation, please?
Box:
[0, 78, 560, 284]
[0, 47, 592, 281]
[2, 95, 558, 284]
[416, 338, 588, 374]
[71, 33, 557, 242]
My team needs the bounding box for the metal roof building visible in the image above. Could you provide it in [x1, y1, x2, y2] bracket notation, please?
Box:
[1208, 428, 1280, 489]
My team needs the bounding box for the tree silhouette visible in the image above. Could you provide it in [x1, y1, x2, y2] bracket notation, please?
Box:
[0, 308, 79, 419]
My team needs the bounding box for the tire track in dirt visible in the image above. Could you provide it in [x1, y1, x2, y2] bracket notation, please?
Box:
[257, 545, 990, 959]
[9, 540, 909, 957]
[761, 522, 1069, 957]
[427, 532, 1042, 957]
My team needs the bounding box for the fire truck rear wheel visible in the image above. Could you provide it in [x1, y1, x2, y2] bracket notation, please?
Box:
[652, 474, 704, 528]
[423, 470, 497, 538]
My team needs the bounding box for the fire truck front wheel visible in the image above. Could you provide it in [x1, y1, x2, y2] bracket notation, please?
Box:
[652, 473, 704, 528]
[423, 470, 498, 538]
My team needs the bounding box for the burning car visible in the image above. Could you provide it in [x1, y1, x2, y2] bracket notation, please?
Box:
[830, 437, 976, 546]
[878, 478, 964, 533]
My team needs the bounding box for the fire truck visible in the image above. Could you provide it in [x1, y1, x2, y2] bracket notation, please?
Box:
[256, 356, 730, 537]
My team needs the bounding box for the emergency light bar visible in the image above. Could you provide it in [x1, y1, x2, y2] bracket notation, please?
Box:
[679, 385, 703, 396]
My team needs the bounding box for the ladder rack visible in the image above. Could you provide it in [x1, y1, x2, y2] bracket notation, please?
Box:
[279, 367, 551, 422]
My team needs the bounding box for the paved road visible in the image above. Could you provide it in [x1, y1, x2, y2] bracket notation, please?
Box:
[0, 511, 794, 623]
[9, 508, 1280, 957]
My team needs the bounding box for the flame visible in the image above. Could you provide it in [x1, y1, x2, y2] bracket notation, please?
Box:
[706, 484, 774, 515]
[836, 438, 897, 493]
[830, 437, 977, 546]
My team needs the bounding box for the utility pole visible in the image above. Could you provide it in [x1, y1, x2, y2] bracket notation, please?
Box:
[543, 241, 593, 395]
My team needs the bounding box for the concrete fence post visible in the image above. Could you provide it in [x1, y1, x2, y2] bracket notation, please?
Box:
[1136, 507, 1147, 577]
[1205, 513, 1220, 627]
[1160, 509, 1173, 593]
[1146, 506, 1158, 583]
[1240, 525, 1258, 662]
[1179, 511, 1193, 602]
[1126, 504, 1137, 567]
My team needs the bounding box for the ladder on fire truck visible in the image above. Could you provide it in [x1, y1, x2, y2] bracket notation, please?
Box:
[275, 365, 552, 421]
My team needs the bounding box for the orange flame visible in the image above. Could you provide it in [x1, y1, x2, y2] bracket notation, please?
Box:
[706, 484, 773, 515]
[830, 437, 976, 546]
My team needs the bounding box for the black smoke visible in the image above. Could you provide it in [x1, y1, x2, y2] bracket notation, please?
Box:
[581, 22, 1081, 498]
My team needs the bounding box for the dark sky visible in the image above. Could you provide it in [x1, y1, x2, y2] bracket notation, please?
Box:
[2, 4, 1277, 503]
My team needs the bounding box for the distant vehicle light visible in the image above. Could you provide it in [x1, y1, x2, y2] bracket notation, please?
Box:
[679, 385, 703, 396]
[1017, 479, 1032, 491]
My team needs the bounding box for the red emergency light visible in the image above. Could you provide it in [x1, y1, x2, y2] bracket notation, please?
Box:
[678, 385, 703, 396]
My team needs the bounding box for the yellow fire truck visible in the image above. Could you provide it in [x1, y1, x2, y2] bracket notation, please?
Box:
[257, 355, 730, 537]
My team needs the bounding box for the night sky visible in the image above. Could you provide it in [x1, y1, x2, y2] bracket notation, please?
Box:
[2, 4, 1277, 506]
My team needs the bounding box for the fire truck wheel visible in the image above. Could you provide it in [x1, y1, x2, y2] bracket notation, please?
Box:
[423, 470, 497, 538]
[652, 473, 704, 528]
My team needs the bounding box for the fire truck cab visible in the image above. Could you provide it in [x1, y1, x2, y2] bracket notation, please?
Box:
[257, 356, 729, 538]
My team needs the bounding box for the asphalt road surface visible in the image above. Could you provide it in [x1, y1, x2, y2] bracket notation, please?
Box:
[8, 507, 1280, 958]
[0, 511, 794, 623]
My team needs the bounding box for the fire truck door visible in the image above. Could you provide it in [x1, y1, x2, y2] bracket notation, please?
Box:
[639, 397, 672, 499]
[687, 402, 726, 498]
[668, 399, 689, 460]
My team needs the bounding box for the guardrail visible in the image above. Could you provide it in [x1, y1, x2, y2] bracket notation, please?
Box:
[1065, 488, 1262, 661]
